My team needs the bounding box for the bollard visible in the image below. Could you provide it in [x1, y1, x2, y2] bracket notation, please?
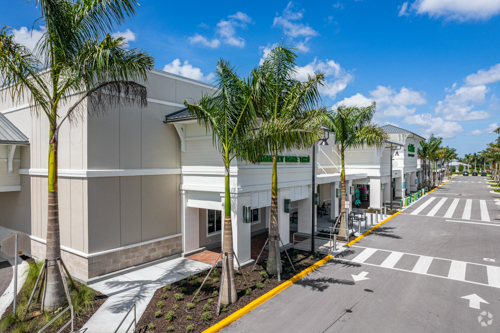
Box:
[333, 234, 337, 251]
[365, 215, 367, 230]
[376, 211, 379, 223]
[358, 218, 361, 235]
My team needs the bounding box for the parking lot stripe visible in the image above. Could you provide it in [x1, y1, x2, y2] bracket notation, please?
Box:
[351, 248, 377, 263]
[448, 261, 467, 281]
[427, 198, 447, 217]
[380, 251, 404, 269]
[411, 197, 436, 215]
[412, 256, 433, 274]
[480, 200, 490, 222]
[487, 266, 500, 288]
[462, 199, 472, 220]
[444, 198, 459, 218]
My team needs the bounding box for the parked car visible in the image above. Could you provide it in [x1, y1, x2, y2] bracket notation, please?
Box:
[463, 171, 469, 176]
[472, 172, 478, 176]
[481, 172, 487, 176]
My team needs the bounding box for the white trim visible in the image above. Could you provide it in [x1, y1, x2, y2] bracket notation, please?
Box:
[19, 168, 181, 178]
[0, 185, 21, 192]
[31, 233, 182, 259]
[0, 104, 30, 114]
[186, 135, 212, 141]
[150, 69, 215, 90]
[7, 145, 16, 173]
[148, 98, 185, 108]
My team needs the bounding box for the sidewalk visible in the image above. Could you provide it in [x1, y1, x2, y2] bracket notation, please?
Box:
[81, 258, 211, 333]
[0, 252, 29, 318]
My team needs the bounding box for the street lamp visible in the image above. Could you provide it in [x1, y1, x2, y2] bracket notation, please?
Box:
[311, 127, 329, 253]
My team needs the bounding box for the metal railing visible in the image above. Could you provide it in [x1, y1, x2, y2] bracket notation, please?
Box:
[38, 305, 73, 333]
[114, 303, 136, 333]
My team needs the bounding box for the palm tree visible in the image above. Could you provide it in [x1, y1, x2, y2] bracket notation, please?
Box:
[442, 147, 457, 179]
[185, 60, 260, 305]
[253, 44, 325, 275]
[325, 104, 387, 239]
[0, 1, 153, 311]
[418, 141, 429, 187]
[426, 135, 442, 187]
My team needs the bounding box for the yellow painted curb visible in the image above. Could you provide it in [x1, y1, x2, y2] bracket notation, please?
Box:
[202, 254, 333, 333]
[346, 211, 402, 247]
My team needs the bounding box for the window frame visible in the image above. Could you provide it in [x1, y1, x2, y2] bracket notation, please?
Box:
[250, 208, 260, 225]
[206, 209, 222, 237]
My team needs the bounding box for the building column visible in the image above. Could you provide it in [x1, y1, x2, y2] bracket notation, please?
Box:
[278, 189, 290, 246]
[348, 180, 353, 209]
[221, 193, 252, 266]
[181, 190, 200, 253]
[369, 178, 382, 209]
[330, 182, 338, 220]
[401, 173, 406, 198]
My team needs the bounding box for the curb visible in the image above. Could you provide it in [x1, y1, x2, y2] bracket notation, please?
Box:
[202, 254, 333, 333]
[346, 211, 402, 247]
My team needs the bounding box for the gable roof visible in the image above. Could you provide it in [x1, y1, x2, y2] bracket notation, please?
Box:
[381, 124, 425, 140]
[0, 113, 29, 145]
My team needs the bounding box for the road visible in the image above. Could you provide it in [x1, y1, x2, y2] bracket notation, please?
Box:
[222, 175, 500, 332]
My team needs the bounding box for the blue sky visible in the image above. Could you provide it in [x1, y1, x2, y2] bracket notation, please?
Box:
[2, 0, 500, 156]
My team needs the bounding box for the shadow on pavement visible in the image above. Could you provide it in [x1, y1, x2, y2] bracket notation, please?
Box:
[370, 226, 402, 239]
[295, 276, 355, 292]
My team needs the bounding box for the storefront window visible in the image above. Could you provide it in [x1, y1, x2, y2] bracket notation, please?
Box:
[207, 210, 221, 234]
[251, 209, 259, 223]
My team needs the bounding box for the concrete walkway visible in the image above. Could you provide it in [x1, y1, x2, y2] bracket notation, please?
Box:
[0, 253, 29, 318]
[81, 258, 211, 333]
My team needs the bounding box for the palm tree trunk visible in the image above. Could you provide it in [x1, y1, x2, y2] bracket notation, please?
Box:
[339, 149, 347, 240]
[267, 151, 281, 275]
[43, 129, 65, 311]
[221, 164, 237, 304]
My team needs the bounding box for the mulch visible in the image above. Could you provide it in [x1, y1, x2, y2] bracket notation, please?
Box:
[137, 249, 326, 333]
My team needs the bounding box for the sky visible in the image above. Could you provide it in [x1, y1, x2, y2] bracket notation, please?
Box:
[2, 0, 500, 157]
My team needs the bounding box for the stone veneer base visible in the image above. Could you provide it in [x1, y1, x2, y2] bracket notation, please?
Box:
[30, 235, 182, 282]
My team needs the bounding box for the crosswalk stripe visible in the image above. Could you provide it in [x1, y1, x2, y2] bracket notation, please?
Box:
[480, 200, 490, 222]
[351, 248, 377, 263]
[411, 197, 436, 215]
[448, 261, 467, 281]
[487, 266, 500, 288]
[427, 198, 447, 217]
[412, 256, 433, 274]
[444, 198, 459, 218]
[380, 251, 404, 269]
[462, 199, 472, 220]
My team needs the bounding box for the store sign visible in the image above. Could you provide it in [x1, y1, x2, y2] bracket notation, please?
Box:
[261, 155, 310, 163]
[408, 144, 415, 157]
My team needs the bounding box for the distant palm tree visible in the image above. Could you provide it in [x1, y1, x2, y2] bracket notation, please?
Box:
[325, 104, 387, 239]
[442, 147, 457, 179]
[185, 60, 261, 305]
[0, 0, 153, 311]
[418, 141, 429, 186]
[427, 136, 443, 187]
[253, 44, 326, 274]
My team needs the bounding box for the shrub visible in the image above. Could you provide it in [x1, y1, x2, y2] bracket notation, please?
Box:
[148, 322, 155, 330]
[192, 290, 199, 296]
[255, 282, 263, 289]
[157, 301, 164, 308]
[173, 304, 179, 310]
[284, 267, 292, 274]
[264, 279, 270, 284]
[174, 293, 184, 301]
[194, 298, 200, 304]
[180, 280, 187, 287]
[186, 315, 193, 321]
[201, 312, 212, 321]
[213, 277, 219, 283]
[245, 288, 251, 295]
[165, 311, 175, 321]
[186, 324, 194, 332]
[187, 303, 195, 310]
[191, 278, 201, 287]
[167, 325, 175, 331]
[212, 269, 220, 277]
[221, 305, 228, 313]
[242, 281, 247, 286]
[179, 287, 187, 293]
[164, 285, 172, 291]
[250, 278, 256, 282]
[161, 294, 168, 299]
[207, 298, 214, 304]
[155, 311, 162, 318]
[244, 272, 250, 276]
[202, 281, 211, 289]
[187, 275, 195, 281]
[203, 304, 211, 312]
[259, 271, 268, 278]
[212, 290, 218, 296]
[309, 255, 314, 260]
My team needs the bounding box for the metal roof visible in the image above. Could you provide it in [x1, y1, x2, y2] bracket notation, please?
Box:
[0, 113, 29, 145]
[381, 124, 425, 140]
[164, 108, 194, 123]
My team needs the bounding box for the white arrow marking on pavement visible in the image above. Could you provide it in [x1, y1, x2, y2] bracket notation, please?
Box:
[461, 294, 489, 309]
[352, 271, 370, 282]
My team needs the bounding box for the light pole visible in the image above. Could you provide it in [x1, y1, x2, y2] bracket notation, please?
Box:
[311, 127, 329, 254]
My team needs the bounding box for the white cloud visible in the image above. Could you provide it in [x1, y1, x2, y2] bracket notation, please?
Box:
[468, 122, 499, 135]
[435, 84, 491, 120]
[465, 63, 500, 86]
[12, 26, 46, 54]
[408, 0, 500, 21]
[188, 33, 221, 48]
[163, 59, 214, 82]
[294, 58, 353, 99]
[258, 43, 279, 65]
[190, 12, 251, 49]
[333, 2, 344, 9]
[403, 113, 463, 138]
[111, 29, 136, 47]
[273, 2, 318, 53]
[399, 2, 409, 16]
[334, 86, 426, 118]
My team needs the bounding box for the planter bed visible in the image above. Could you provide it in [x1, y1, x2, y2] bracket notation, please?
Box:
[137, 249, 326, 333]
[0, 259, 107, 333]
